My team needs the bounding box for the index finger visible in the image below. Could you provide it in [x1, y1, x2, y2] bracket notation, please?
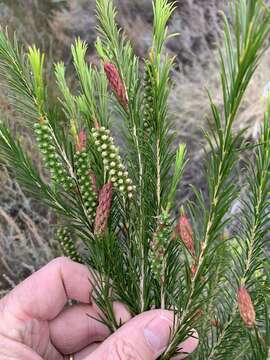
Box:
[0, 257, 92, 321]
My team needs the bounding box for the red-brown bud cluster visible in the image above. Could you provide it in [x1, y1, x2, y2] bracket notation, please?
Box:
[237, 287, 256, 327]
[176, 214, 195, 256]
[76, 129, 87, 152]
[210, 319, 220, 328]
[191, 262, 197, 278]
[193, 308, 203, 321]
[94, 182, 113, 236]
[104, 62, 128, 107]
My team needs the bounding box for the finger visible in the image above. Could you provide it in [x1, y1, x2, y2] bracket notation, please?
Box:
[74, 337, 199, 360]
[73, 330, 199, 360]
[172, 330, 199, 359]
[75, 343, 100, 360]
[1, 257, 92, 322]
[85, 309, 197, 360]
[50, 302, 131, 354]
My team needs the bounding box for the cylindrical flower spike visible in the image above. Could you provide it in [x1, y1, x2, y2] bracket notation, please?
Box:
[74, 129, 97, 221]
[56, 228, 82, 263]
[76, 128, 87, 152]
[94, 182, 113, 236]
[237, 287, 256, 327]
[143, 61, 155, 134]
[176, 212, 195, 257]
[89, 171, 98, 195]
[34, 117, 73, 191]
[91, 126, 135, 198]
[149, 211, 171, 281]
[150, 232, 165, 280]
[104, 62, 128, 107]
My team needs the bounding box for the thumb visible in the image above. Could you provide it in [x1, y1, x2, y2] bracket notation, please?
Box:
[86, 309, 174, 360]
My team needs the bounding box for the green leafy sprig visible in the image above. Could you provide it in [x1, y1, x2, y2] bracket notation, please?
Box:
[0, 1, 270, 359]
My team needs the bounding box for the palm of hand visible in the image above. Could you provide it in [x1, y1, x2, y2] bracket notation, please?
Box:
[0, 309, 57, 359]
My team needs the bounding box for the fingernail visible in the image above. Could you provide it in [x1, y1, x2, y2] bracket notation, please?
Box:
[144, 315, 172, 355]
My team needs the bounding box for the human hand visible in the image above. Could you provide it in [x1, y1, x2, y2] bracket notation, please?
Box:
[0, 257, 198, 359]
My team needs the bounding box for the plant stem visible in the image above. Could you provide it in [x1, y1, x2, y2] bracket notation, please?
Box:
[156, 138, 166, 309]
[161, 260, 165, 309]
[132, 122, 145, 312]
[156, 138, 161, 210]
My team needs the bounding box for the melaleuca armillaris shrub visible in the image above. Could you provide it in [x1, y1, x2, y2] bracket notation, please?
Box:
[0, 0, 270, 358]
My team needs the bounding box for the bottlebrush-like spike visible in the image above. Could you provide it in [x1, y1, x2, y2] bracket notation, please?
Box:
[56, 228, 82, 263]
[76, 128, 87, 152]
[91, 126, 135, 198]
[104, 62, 128, 107]
[149, 211, 171, 281]
[34, 117, 74, 191]
[89, 171, 98, 195]
[94, 182, 113, 236]
[143, 61, 155, 134]
[237, 287, 256, 327]
[74, 129, 97, 221]
[176, 213, 195, 257]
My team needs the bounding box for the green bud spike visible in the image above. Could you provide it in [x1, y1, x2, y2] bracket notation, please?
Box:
[143, 61, 155, 136]
[34, 118, 74, 190]
[149, 211, 171, 281]
[91, 126, 134, 198]
[74, 150, 97, 221]
[56, 228, 82, 263]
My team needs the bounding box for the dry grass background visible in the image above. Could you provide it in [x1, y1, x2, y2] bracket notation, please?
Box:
[0, 0, 269, 294]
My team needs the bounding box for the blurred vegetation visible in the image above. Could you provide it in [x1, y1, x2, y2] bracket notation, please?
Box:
[0, 1, 66, 49]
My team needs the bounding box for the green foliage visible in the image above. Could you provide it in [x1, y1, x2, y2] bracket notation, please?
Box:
[153, 0, 178, 55]
[0, 0, 270, 359]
